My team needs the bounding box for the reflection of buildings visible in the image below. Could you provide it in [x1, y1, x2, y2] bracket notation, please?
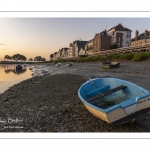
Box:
[4, 66, 27, 74]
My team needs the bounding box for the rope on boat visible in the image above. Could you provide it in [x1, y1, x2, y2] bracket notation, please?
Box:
[89, 78, 104, 97]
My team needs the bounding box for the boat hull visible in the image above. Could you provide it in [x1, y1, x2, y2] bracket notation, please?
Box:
[84, 97, 150, 125]
[101, 62, 120, 69]
[16, 64, 23, 70]
[78, 78, 150, 124]
[66, 63, 73, 67]
[56, 63, 61, 67]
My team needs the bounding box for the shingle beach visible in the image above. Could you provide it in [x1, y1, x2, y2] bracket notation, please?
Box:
[0, 61, 150, 132]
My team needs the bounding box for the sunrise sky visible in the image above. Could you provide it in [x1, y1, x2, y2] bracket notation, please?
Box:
[1, 17, 150, 61]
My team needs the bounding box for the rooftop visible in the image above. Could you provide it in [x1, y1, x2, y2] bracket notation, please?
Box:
[107, 23, 132, 32]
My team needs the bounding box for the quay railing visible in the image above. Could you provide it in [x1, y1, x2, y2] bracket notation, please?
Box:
[88, 44, 150, 56]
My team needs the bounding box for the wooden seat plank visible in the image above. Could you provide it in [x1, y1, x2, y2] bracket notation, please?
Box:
[87, 85, 127, 102]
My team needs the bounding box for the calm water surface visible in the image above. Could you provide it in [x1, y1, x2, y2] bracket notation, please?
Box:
[0, 64, 33, 93]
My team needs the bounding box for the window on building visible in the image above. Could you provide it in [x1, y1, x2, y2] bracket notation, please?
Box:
[113, 31, 114, 35]
[127, 32, 131, 38]
[112, 37, 114, 42]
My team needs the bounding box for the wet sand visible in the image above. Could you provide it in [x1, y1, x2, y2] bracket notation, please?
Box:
[29, 61, 150, 90]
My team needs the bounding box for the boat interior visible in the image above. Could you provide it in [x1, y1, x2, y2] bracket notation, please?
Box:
[80, 78, 148, 109]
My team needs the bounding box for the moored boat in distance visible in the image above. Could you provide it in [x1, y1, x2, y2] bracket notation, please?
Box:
[16, 64, 23, 71]
[56, 63, 61, 67]
[66, 62, 73, 67]
[101, 61, 120, 69]
[24, 63, 27, 67]
[78, 78, 150, 125]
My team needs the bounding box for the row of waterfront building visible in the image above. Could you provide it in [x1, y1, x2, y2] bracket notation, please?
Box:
[50, 23, 150, 60]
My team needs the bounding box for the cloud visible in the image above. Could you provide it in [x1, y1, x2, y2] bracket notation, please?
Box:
[0, 43, 11, 46]
[0, 43, 5, 45]
[0, 49, 6, 51]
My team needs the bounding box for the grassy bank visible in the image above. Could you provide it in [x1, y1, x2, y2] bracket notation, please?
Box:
[49, 52, 150, 63]
[47, 58, 78, 63]
[2, 52, 150, 64]
[77, 52, 150, 62]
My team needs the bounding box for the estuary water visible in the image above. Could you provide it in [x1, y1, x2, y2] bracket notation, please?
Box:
[0, 64, 33, 94]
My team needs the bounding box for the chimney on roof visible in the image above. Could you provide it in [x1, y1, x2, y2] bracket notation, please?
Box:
[135, 30, 139, 40]
[145, 30, 149, 37]
[104, 29, 107, 36]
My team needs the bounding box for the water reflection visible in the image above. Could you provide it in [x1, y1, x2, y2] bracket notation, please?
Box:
[0, 64, 33, 93]
[4, 66, 27, 74]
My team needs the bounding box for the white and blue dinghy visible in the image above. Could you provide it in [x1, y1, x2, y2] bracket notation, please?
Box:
[78, 78, 150, 125]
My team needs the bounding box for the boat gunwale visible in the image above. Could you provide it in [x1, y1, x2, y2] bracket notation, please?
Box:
[101, 61, 120, 69]
[78, 78, 150, 113]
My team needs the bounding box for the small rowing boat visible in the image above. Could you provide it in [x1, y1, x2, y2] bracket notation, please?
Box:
[56, 63, 61, 67]
[66, 62, 73, 67]
[78, 77, 150, 125]
[101, 61, 120, 69]
[16, 64, 22, 70]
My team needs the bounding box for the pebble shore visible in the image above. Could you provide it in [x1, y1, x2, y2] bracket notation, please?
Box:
[0, 61, 150, 132]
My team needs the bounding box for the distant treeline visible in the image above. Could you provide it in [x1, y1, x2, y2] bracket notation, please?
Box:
[4, 54, 46, 62]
